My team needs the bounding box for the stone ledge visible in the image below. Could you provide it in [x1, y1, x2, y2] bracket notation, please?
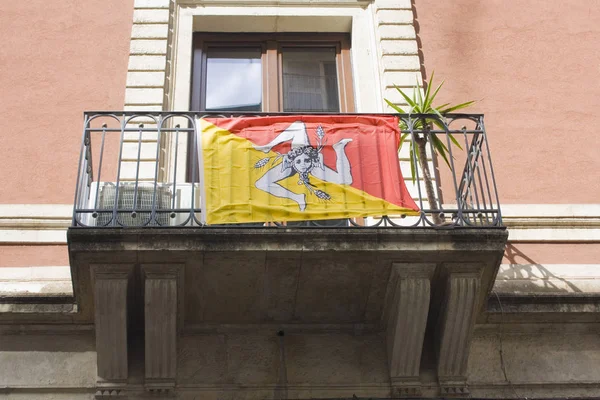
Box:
[179, 0, 373, 6]
[482, 293, 600, 324]
[0, 302, 77, 314]
[489, 293, 600, 310]
[67, 227, 508, 253]
[0, 281, 73, 298]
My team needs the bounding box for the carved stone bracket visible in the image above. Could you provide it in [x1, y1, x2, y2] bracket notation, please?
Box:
[145, 383, 176, 397]
[91, 264, 134, 386]
[384, 263, 436, 397]
[436, 263, 483, 396]
[141, 264, 182, 394]
[439, 382, 471, 397]
[94, 387, 127, 399]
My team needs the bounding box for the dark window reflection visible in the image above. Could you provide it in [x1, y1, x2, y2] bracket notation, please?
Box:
[282, 48, 340, 113]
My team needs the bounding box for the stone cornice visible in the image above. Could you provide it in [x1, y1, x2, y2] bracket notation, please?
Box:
[3, 204, 600, 243]
[0, 204, 71, 230]
[177, 0, 373, 8]
[67, 226, 508, 254]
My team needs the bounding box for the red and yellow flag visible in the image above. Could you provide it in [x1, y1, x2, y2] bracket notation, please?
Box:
[197, 115, 419, 225]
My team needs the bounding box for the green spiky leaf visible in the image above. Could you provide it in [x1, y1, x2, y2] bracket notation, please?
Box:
[448, 133, 463, 150]
[423, 71, 434, 108]
[394, 85, 417, 109]
[431, 120, 464, 153]
[425, 80, 445, 110]
[415, 79, 424, 110]
[399, 132, 409, 151]
[385, 98, 406, 114]
[409, 139, 416, 184]
[431, 134, 451, 168]
[431, 107, 444, 120]
[439, 100, 475, 113]
[384, 71, 475, 184]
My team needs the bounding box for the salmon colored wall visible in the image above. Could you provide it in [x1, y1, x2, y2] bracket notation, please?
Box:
[504, 243, 600, 265]
[3, 243, 598, 268]
[0, 245, 69, 267]
[414, 0, 600, 204]
[0, 0, 134, 204]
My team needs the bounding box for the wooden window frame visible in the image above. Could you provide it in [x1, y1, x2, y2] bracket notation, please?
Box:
[188, 33, 354, 181]
[190, 32, 355, 113]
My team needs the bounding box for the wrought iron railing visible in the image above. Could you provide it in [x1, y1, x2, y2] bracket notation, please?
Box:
[72, 112, 502, 228]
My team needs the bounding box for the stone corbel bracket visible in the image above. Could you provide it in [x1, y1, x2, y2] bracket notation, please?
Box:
[141, 264, 184, 395]
[435, 263, 484, 396]
[384, 262, 437, 397]
[91, 264, 135, 398]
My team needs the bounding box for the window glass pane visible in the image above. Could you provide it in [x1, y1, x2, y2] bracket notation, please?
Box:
[205, 49, 262, 111]
[282, 48, 340, 113]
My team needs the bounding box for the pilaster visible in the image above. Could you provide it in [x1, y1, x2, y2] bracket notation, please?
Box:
[91, 264, 134, 394]
[141, 264, 181, 395]
[384, 262, 436, 397]
[374, 0, 421, 111]
[436, 263, 483, 396]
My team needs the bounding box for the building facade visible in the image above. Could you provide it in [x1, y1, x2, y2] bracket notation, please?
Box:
[1, 0, 600, 399]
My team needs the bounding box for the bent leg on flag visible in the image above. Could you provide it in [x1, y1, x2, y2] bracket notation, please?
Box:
[255, 166, 307, 212]
[253, 121, 309, 152]
[312, 138, 353, 185]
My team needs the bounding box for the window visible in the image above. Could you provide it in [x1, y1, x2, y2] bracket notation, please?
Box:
[281, 47, 340, 112]
[188, 33, 355, 182]
[190, 33, 354, 113]
[203, 48, 263, 112]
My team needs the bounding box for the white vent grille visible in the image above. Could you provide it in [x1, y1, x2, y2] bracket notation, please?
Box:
[96, 183, 172, 227]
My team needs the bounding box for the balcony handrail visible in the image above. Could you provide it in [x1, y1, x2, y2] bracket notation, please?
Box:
[72, 112, 503, 229]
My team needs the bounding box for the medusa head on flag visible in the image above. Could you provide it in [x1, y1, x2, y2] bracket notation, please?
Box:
[197, 115, 419, 225]
[253, 121, 353, 211]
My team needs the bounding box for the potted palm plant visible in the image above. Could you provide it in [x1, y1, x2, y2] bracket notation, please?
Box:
[385, 72, 474, 225]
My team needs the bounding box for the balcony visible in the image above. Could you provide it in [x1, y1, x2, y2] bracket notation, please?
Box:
[67, 112, 507, 397]
[71, 112, 502, 229]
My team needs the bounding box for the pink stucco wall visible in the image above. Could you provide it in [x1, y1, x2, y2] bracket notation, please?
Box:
[0, 245, 69, 267]
[414, 0, 600, 204]
[504, 243, 600, 265]
[0, 0, 134, 204]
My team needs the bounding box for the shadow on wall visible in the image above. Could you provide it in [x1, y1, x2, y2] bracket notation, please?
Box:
[410, 0, 429, 84]
[499, 243, 583, 294]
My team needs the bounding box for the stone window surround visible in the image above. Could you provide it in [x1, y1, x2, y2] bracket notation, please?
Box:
[152, 2, 391, 181]
[126, 0, 423, 114]
[125, 0, 422, 181]
[168, 4, 385, 113]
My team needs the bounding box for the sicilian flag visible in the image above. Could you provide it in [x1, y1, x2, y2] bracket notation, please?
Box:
[196, 115, 419, 225]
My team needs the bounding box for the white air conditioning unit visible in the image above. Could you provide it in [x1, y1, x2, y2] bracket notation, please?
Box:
[84, 182, 202, 227]
[94, 183, 173, 227]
